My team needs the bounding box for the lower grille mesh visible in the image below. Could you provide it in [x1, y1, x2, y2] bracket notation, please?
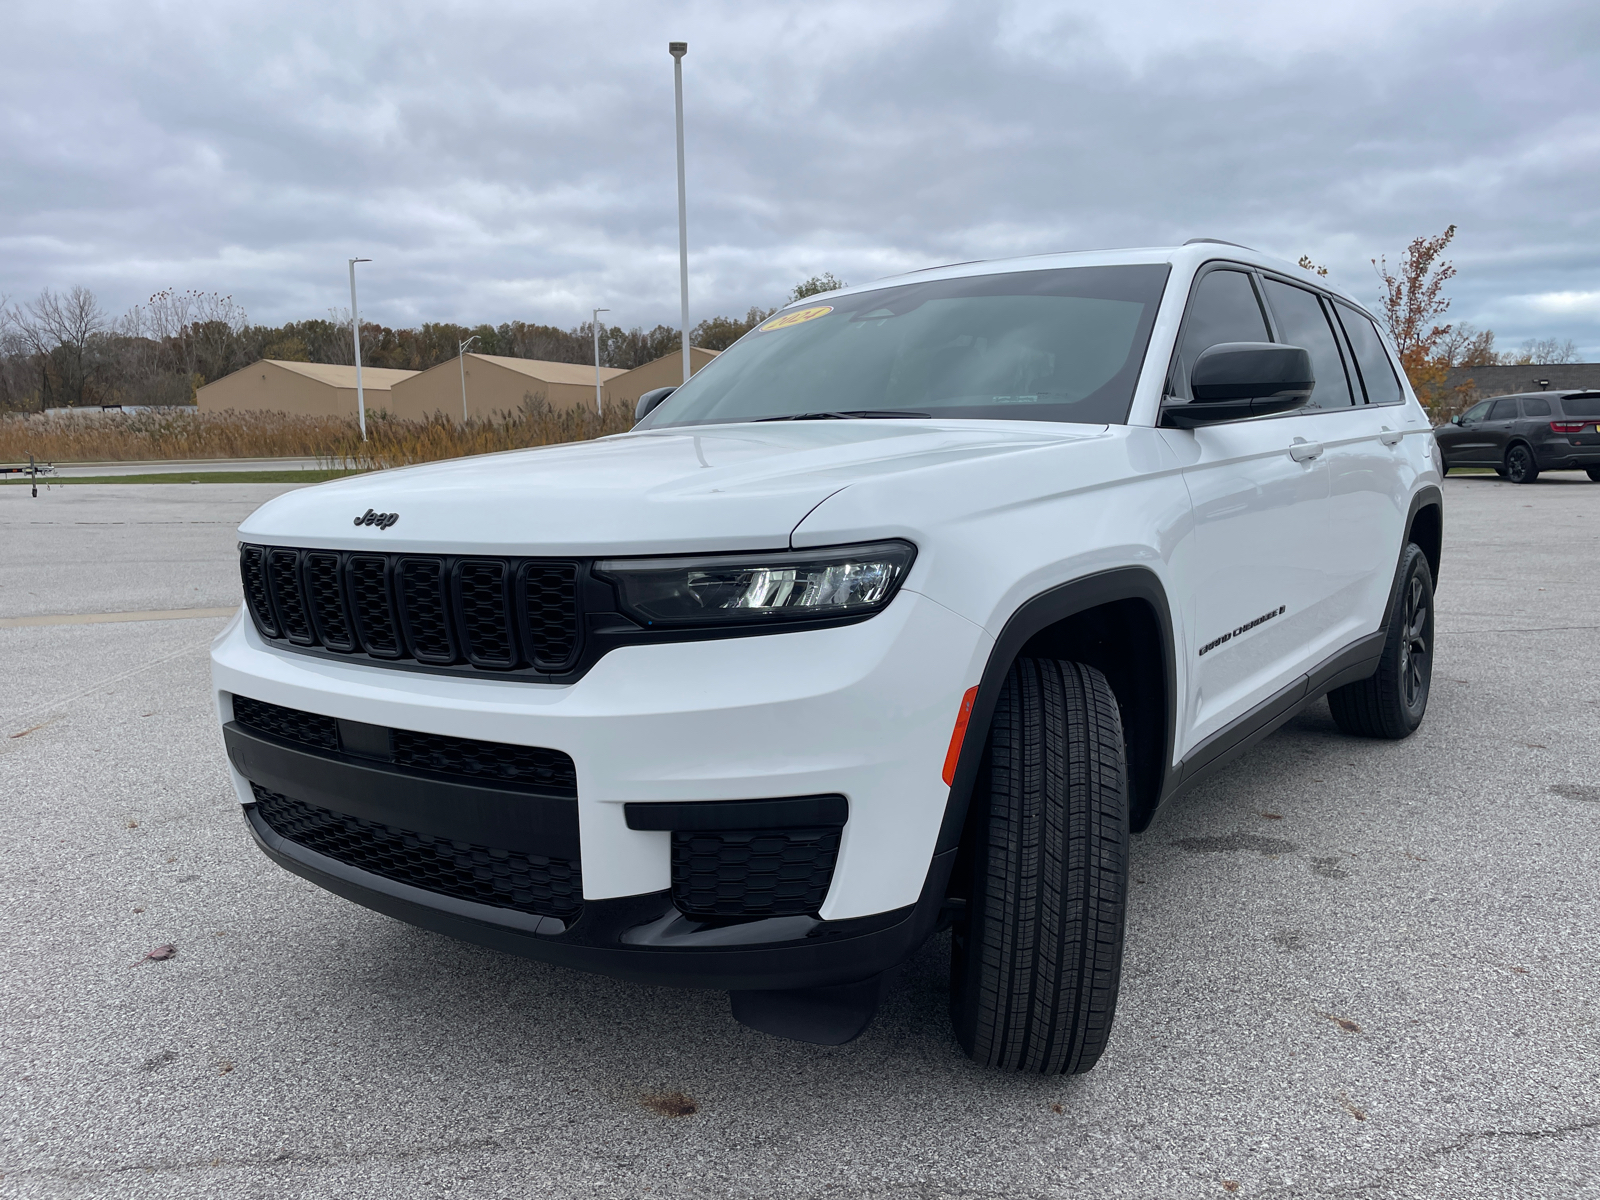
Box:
[231, 695, 339, 751]
[251, 784, 582, 920]
[671, 828, 841, 918]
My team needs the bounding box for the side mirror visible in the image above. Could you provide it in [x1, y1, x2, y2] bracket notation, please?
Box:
[634, 387, 676, 424]
[1449, 414, 1462, 425]
[1161, 343, 1314, 429]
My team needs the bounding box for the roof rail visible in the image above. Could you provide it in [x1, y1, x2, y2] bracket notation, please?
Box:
[1183, 238, 1256, 250]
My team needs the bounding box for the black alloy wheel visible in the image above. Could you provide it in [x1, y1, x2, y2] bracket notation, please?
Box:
[949, 657, 1129, 1075]
[1505, 444, 1540, 484]
[1329, 544, 1435, 739]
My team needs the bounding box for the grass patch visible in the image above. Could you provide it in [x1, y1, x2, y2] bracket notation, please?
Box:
[2, 469, 367, 486]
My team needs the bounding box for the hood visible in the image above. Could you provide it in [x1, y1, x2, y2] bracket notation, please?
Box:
[238, 420, 1106, 555]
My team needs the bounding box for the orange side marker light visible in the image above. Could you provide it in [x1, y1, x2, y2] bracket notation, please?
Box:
[942, 686, 979, 786]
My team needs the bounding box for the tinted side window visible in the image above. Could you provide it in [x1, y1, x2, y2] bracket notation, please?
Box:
[1460, 401, 1492, 423]
[1559, 395, 1600, 418]
[1488, 398, 1520, 420]
[1522, 396, 1551, 417]
[1333, 303, 1404, 405]
[1173, 269, 1270, 399]
[1262, 280, 1354, 409]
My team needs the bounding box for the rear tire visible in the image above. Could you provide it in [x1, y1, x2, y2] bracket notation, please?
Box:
[1505, 444, 1539, 484]
[1329, 545, 1435, 739]
[1587, 466, 1600, 483]
[950, 658, 1128, 1075]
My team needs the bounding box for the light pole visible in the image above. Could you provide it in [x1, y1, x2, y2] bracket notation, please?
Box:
[670, 41, 690, 386]
[348, 257, 372, 439]
[592, 308, 609, 414]
[458, 334, 481, 423]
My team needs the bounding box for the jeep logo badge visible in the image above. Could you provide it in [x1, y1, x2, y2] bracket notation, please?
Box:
[354, 508, 399, 529]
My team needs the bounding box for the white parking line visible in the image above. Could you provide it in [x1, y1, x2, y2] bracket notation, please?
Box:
[0, 606, 238, 629]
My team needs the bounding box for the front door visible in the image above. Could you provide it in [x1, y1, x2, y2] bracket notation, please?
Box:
[1479, 396, 1523, 466]
[1442, 400, 1494, 465]
[1159, 264, 1334, 754]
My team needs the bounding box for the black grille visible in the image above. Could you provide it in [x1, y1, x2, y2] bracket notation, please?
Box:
[392, 729, 578, 795]
[457, 560, 514, 668]
[348, 555, 401, 657]
[228, 695, 578, 798]
[267, 549, 313, 644]
[304, 552, 356, 651]
[520, 563, 581, 670]
[231, 695, 339, 751]
[671, 828, 841, 917]
[251, 784, 581, 920]
[241, 547, 279, 639]
[240, 544, 581, 676]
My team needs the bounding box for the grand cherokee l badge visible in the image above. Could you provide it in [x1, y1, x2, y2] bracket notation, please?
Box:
[354, 509, 399, 529]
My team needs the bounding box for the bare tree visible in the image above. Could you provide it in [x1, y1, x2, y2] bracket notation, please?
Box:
[1509, 337, 1579, 365]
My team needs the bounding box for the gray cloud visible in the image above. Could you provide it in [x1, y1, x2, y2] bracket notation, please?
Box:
[2, 0, 1596, 355]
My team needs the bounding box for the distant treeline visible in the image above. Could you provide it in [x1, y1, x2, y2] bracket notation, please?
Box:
[0, 275, 844, 413]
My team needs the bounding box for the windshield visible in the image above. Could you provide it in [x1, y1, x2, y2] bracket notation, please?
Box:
[638, 264, 1170, 428]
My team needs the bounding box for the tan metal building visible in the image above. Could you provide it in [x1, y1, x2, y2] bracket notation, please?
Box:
[196, 360, 418, 418]
[604, 347, 721, 412]
[389, 355, 628, 422]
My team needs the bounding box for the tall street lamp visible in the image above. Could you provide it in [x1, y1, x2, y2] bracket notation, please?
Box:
[458, 334, 481, 423]
[592, 307, 609, 414]
[348, 257, 372, 439]
[670, 41, 690, 386]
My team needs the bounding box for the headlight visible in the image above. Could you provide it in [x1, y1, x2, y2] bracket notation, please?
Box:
[597, 540, 916, 627]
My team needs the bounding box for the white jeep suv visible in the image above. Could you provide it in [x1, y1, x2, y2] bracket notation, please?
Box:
[211, 241, 1442, 1074]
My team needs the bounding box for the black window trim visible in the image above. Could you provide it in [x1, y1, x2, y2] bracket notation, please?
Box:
[1325, 296, 1407, 408]
[1165, 259, 1389, 423]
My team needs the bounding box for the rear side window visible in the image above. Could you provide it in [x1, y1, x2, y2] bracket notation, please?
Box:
[1261, 280, 1354, 409]
[1522, 396, 1552, 417]
[1560, 395, 1600, 418]
[1488, 398, 1520, 420]
[1333, 303, 1404, 405]
[1172, 269, 1270, 400]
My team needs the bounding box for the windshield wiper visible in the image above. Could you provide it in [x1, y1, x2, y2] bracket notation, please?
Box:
[757, 410, 930, 421]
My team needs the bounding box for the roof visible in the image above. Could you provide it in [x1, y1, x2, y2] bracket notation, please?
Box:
[799, 242, 1370, 314]
[264, 361, 418, 389]
[466, 354, 627, 385]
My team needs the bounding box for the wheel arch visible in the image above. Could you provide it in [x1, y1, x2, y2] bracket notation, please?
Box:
[1377, 487, 1444, 634]
[937, 568, 1177, 855]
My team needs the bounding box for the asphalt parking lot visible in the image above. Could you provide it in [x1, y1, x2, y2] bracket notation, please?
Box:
[2, 475, 1597, 1200]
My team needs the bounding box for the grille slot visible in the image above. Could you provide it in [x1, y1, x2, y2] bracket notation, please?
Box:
[304, 552, 356, 652]
[251, 784, 582, 920]
[397, 557, 455, 663]
[392, 729, 577, 796]
[266, 549, 314, 645]
[238, 544, 584, 677]
[348, 555, 402, 657]
[456, 560, 515, 668]
[671, 828, 841, 918]
[519, 562, 581, 670]
[231, 695, 339, 751]
[240, 546, 279, 639]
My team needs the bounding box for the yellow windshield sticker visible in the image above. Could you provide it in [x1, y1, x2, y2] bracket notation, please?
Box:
[759, 305, 833, 332]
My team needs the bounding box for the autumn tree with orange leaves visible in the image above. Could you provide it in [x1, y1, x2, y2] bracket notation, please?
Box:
[1372, 225, 1461, 413]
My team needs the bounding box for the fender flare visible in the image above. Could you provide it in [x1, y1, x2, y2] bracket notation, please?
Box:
[1382, 485, 1443, 629]
[935, 566, 1177, 852]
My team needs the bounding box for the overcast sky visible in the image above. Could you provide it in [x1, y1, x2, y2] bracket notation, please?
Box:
[3, 0, 1597, 355]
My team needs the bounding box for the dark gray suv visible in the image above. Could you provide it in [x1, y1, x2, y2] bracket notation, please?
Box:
[1436, 390, 1600, 483]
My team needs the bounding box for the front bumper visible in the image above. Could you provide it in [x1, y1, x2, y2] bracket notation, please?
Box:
[211, 591, 990, 988]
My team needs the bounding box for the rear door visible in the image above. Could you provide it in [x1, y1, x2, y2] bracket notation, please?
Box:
[1160, 264, 1333, 753]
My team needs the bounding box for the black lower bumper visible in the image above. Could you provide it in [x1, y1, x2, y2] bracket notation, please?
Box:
[246, 807, 953, 991]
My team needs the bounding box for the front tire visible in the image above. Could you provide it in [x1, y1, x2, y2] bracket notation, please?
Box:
[950, 658, 1128, 1075]
[1505, 444, 1539, 484]
[1329, 545, 1435, 739]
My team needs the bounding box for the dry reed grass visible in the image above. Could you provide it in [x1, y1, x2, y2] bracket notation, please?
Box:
[0, 404, 637, 469]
